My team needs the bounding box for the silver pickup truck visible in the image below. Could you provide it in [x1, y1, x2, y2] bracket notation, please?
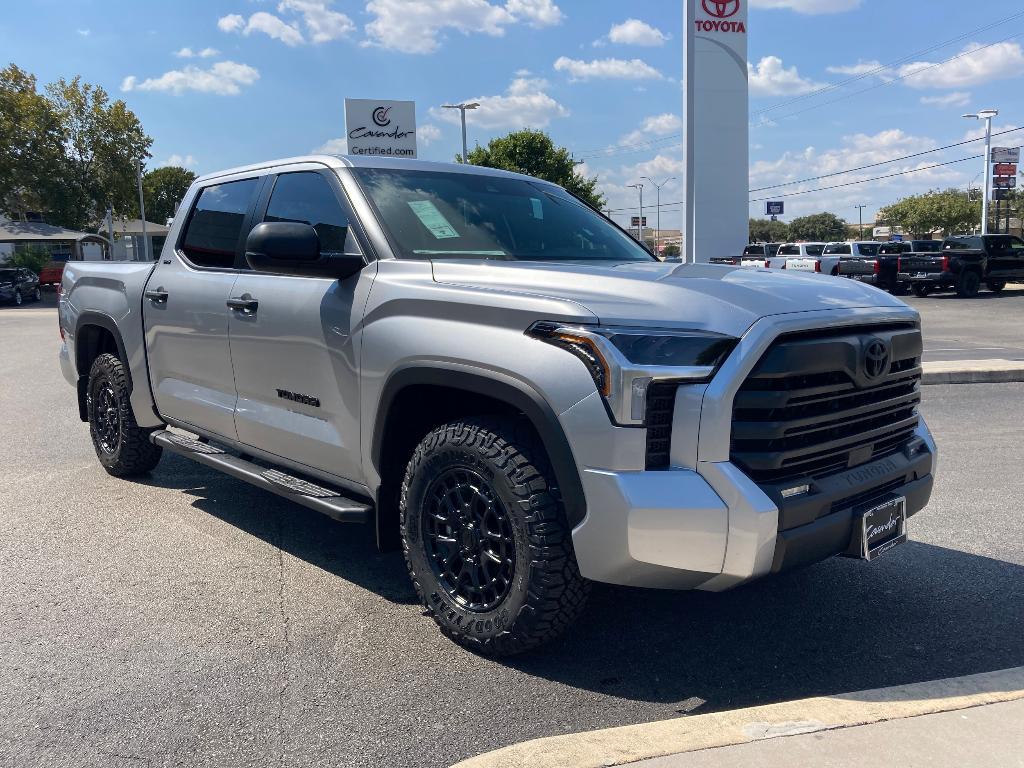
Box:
[59, 155, 936, 654]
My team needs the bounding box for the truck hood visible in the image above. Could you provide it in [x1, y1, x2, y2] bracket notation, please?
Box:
[431, 260, 910, 337]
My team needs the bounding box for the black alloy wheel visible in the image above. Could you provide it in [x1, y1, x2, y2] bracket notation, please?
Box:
[422, 467, 516, 613]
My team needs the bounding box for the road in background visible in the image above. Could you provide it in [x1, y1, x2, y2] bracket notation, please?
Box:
[908, 284, 1024, 362]
[1, 299, 1022, 768]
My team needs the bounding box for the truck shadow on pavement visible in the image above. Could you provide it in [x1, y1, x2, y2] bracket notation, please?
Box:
[142, 453, 1023, 713]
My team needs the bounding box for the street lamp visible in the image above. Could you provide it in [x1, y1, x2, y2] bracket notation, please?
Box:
[642, 176, 675, 256]
[963, 109, 998, 235]
[627, 183, 644, 243]
[442, 102, 480, 163]
[854, 203, 867, 240]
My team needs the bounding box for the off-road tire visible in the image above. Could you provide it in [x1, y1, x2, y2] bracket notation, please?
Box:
[87, 353, 162, 477]
[400, 418, 589, 656]
[912, 284, 931, 298]
[955, 270, 981, 298]
[987, 279, 1007, 293]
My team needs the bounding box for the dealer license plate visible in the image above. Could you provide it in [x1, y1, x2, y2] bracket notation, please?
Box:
[860, 497, 907, 561]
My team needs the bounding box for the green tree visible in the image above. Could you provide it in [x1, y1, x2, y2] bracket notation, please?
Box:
[662, 244, 681, 257]
[7, 244, 51, 273]
[788, 212, 848, 242]
[877, 189, 980, 238]
[0, 65, 152, 231]
[140, 165, 197, 224]
[465, 129, 605, 210]
[749, 217, 789, 243]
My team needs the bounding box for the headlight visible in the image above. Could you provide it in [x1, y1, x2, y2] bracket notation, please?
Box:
[526, 322, 737, 426]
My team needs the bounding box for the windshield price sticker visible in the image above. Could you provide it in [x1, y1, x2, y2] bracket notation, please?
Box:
[408, 200, 460, 239]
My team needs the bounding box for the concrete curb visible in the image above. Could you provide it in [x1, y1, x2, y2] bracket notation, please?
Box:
[452, 667, 1024, 768]
[921, 359, 1024, 385]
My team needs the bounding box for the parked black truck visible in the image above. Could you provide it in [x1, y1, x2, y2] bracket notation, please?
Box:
[866, 240, 943, 294]
[899, 235, 1024, 298]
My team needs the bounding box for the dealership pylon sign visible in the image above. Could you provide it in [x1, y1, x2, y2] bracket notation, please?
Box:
[683, 0, 749, 263]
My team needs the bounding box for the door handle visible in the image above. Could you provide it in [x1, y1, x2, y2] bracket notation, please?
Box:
[144, 289, 168, 304]
[227, 297, 259, 314]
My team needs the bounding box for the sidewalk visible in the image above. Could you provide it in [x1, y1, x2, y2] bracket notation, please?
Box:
[633, 698, 1024, 767]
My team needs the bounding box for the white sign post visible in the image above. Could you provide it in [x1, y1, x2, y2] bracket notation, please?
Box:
[683, 0, 749, 263]
[344, 99, 418, 158]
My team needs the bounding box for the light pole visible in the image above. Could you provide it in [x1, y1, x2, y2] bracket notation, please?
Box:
[136, 160, 149, 261]
[854, 204, 867, 240]
[963, 109, 998, 235]
[628, 183, 644, 243]
[642, 176, 676, 256]
[442, 102, 479, 163]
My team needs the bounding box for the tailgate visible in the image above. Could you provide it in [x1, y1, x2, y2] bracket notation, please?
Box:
[786, 257, 818, 272]
[840, 257, 873, 276]
[900, 255, 942, 274]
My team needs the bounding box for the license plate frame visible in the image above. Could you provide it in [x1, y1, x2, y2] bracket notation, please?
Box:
[860, 497, 907, 561]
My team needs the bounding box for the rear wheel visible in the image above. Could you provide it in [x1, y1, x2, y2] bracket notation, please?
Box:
[87, 353, 163, 476]
[955, 270, 981, 298]
[401, 418, 589, 656]
[987, 279, 1007, 294]
[912, 284, 931, 298]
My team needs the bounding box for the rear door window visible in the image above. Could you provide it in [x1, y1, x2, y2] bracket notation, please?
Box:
[856, 243, 880, 256]
[824, 244, 852, 255]
[180, 179, 259, 269]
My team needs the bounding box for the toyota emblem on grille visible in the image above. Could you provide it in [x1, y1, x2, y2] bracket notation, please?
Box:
[863, 339, 890, 381]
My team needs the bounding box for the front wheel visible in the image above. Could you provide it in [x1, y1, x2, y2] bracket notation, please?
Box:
[955, 270, 981, 298]
[912, 284, 931, 298]
[401, 418, 589, 656]
[87, 353, 163, 476]
[988, 279, 1007, 294]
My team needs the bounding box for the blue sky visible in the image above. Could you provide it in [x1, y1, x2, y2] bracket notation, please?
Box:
[2, 0, 1022, 232]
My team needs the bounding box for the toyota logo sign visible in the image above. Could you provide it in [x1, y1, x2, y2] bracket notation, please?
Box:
[863, 339, 890, 382]
[703, 0, 740, 18]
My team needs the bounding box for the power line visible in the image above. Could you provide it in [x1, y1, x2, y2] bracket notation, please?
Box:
[750, 126, 1024, 193]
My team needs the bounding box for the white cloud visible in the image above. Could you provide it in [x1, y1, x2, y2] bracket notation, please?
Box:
[430, 76, 569, 130]
[748, 56, 827, 97]
[960, 122, 1021, 146]
[826, 59, 883, 76]
[619, 113, 681, 146]
[175, 46, 220, 58]
[278, 0, 355, 42]
[121, 61, 260, 96]
[505, 0, 564, 27]
[217, 14, 245, 33]
[418, 124, 443, 146]
[920, 92, 971, 108]
[554, 56, 664, 81]
[242, 11, 305, 46]
[363, 0, 563, 54]
[315, 137, 348, 154]
[159, 154, 197, 168]
[76, 29, 90, 37]
[601, 18, 669, 47]
[750, 0, 861, 13]
[898, 42, 1024, 90]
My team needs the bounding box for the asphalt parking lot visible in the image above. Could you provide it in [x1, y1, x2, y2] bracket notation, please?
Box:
[1, 303, 1022, 768]
[907, 283, 1024, 362]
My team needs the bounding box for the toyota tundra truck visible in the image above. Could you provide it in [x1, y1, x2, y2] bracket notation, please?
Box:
[900, 234, 1024, 297]
[58, 155, 937, 655]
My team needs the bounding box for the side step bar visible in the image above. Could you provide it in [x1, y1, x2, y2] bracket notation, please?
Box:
[151, 430, 372, 524]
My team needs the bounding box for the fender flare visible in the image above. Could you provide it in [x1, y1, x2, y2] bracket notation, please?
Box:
[74, 312, 133, 391]
[372, 364, 587, 529]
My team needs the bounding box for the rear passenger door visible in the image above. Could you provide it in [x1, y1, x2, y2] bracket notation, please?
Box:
[144, 175, 262, 440]
[226, 168, 375, 485]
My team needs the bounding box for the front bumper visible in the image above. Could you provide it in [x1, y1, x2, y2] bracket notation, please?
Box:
[564, 306, 935, 591]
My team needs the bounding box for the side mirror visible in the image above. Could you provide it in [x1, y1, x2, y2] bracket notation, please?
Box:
[245, 222, 364, 279]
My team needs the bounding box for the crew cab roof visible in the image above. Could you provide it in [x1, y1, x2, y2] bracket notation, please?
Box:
[195, 154, 545, 185]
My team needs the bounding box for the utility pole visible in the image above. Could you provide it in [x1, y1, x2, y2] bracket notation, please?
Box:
[963, 109, 998, 235]
[854, 204, 867, 240]
[442, 103, 480, 163]
[642, 176, 676, 257]
[136, 160, 149, 261]
[628, 183, 644, 243]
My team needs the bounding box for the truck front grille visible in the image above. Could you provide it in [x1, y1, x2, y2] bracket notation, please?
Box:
[730, 325, 922, 485]
[645, 383, 677, 470]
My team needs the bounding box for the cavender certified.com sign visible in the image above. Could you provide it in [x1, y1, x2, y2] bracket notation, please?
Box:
[344, 99, 417, 158]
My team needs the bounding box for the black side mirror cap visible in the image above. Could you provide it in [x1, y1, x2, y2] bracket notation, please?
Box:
[245, 222, 364, 279]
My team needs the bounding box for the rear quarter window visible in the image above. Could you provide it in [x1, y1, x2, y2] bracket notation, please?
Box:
[180, 178, 259, 269]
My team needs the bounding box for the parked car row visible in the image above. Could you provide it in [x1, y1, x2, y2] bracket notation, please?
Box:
[714, 235, 1024, 299]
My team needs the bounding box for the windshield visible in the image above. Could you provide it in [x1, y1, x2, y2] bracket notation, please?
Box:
[352, 168, 654, 263]
[824, 243, 852, 255]
[743, 245, 765, 257]
[0, 269, 17, 280]
[805, 244, 825, 256]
